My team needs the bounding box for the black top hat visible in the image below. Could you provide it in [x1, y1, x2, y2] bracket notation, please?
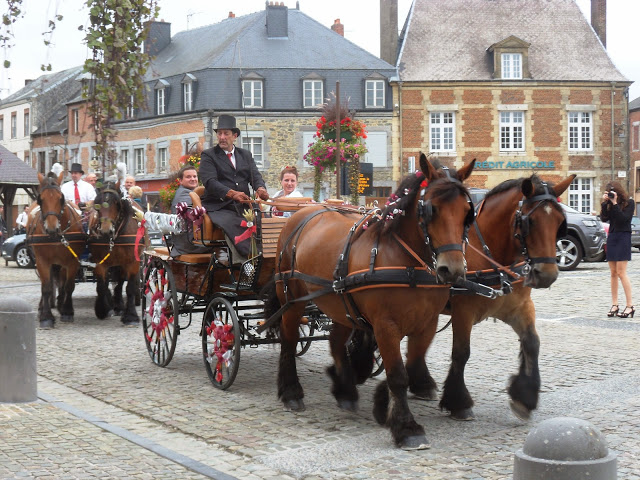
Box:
[214, 115, 241, 136]
[70, 163, 84, 174]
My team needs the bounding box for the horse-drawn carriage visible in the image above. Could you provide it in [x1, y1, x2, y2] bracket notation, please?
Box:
[140, 187, 335, 389]
[29, 155, 576, 450]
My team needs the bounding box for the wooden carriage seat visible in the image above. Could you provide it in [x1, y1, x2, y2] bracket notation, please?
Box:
[189, 187, 225, 245]
[272, 196, 313, 211]
[261, 217, 289, 258]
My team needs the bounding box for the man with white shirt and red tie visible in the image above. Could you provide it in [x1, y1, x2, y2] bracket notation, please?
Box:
[199, 115, 269, 261]
[61, 163, 96, 209]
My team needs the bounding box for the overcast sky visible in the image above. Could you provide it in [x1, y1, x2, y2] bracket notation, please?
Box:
[1, 0, 638, 100]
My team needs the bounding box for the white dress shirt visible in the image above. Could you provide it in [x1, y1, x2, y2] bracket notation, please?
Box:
[61, 179, 97, 203]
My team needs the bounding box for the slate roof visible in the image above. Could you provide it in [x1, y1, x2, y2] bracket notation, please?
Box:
[0, 66, 83, 106]
[398, 0, 629, 83]
[146, 8, 394, 81]
[629, 96, 640, 112]
[0, 145, 38, 186]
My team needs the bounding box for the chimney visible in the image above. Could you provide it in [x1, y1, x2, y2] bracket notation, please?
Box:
[144, 20, 171, 56]
[331, 18, 344, 36]
[228, 11, 235, 18]
[591, 0, 606, 47]
[380, 0, 398, 65]
[266, 1, 288, 39]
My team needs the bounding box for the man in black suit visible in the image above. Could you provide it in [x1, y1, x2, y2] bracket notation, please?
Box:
[199, 115, 269, 260]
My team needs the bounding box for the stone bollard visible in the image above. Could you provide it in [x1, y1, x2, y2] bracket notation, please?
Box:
[514, 417, 617, 479]
[0, 297, 37, 403]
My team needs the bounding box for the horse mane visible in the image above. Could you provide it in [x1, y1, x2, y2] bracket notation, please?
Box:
[485, 175, 547, 200]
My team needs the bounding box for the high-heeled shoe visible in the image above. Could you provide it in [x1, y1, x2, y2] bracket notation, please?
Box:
[617, 306, 635, 318]
[607, 305, 619, 317]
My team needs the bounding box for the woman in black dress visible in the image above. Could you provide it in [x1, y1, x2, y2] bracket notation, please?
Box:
[600, 181, 635, 318]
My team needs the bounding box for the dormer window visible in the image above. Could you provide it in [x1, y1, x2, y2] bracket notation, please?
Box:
[301, 73, 324, 108]
[365, 73, 387, 108]
[241, 72, 264, 108]
[488, 36, 530, 80]
[181, 73, 197, 112]
[154, 79, 170, 115]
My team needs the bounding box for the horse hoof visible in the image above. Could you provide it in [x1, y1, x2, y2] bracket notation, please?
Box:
[509, 400, 532, 421]
[39, 319, 55, 330]
[121, 319, 140, 327]
[450, 408, 475, 421]
[114, 309, 124, 316]
[337, 399, 358, 412]
[283, 399, 305, 412]
[411, 390, 438, 401]
[60, 315, 74, 323]
[399, 435, 431, 450]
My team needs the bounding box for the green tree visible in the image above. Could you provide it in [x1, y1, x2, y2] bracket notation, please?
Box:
[83, 0, 158, 178]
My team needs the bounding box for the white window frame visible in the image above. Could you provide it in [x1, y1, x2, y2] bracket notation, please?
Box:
[568, 111, 593, 151]
[500, 111, 525, 152]
[303, 80, 323, 108]
[568, 177, 593, 214]
[156, 88, 165, 115]
[23, 112, 29, 136]
[365, 79, 385, 108]
[429, 112, 455, 153]
[157, 145, 168, 173]
[183, 82, 193, 112]
[134, 147, 145, 175]
[11, 113, 16, 138]
[242, 80, 263, 108]
[502, 53, 522, 79]
[125, 95, 135, 119]
[73, 109, 80, 133]
[240, 131, 264, 168]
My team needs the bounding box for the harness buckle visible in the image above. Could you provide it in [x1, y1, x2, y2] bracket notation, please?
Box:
[522, 262, 532, 276]
[333, 279, 345, 294]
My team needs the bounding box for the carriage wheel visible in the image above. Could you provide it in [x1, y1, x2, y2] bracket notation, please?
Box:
[295, 322, 315, 357]
[202, 296, 241, 390]
[141, 257, 179, 367]
[370, 342, 385, 377]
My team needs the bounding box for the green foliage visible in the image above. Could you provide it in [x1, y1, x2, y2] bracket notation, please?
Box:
[83, 0, 159, 178]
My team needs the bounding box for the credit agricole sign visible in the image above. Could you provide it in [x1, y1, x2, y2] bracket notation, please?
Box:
[475, 160, 555, 169]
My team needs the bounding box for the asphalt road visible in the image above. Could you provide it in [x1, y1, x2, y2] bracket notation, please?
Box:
[0, 253, 639, 479]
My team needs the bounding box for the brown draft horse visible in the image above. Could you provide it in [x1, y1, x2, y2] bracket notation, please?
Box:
[27, 172, 86, 329]
[267, 155, 476, 450]
[88, 181, 144, 326]
[435, 174, 575, 421]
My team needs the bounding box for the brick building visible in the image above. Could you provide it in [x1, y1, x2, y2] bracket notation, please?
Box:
[629, 96, 640, 214]
[392, 0, 632, 214]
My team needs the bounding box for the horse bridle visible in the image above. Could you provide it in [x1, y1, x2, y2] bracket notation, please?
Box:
[94, 186, 126, 237]
[36, 182, 66, 225]
[514, 182, 566, 273]
[417, 167, 475, 265]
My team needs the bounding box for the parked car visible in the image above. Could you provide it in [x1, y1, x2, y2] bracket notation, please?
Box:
[1, 233, 34, 268]
[632, 216, 640, 251]
[556, 204, 606, 270]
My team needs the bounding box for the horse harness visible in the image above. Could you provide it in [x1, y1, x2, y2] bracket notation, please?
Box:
[88, 186, 140, 266]
[452, 182, 566, 298]
[27, 181, 88, 260]
[257, 175, 488, 335]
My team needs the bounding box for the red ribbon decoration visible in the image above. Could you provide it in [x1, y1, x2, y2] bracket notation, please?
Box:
[135, 218, 146, 261]
[234, 219, 256, 245]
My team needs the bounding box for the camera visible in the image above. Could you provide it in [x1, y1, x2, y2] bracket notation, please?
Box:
[607, 191, 615, 199]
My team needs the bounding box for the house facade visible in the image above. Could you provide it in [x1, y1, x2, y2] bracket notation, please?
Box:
[98, 3, 397, 205]
[393, 0, 632, 214]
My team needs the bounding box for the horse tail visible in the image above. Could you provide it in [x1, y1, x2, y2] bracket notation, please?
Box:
[348, 329, 376, 384]
[260, 279, 282, 336]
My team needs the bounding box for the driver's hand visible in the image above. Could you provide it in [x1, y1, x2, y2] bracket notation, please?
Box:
[256, 187, 270, 201]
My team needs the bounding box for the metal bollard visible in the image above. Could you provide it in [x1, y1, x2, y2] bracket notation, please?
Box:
[0, 298, 37, 403]
[514, 417, 617, 479]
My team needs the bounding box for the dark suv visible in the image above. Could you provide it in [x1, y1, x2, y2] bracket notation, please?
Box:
[467, 189, 606, 271]
[556, 204, 606, 270]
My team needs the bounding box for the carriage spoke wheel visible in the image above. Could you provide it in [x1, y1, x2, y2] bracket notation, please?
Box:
[141, 258, 179, 367]
[295, 322, 315, 357]
[202, 297, 241, 390]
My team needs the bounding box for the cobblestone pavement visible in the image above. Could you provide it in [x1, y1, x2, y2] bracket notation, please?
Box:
[1, 253, 639, 479]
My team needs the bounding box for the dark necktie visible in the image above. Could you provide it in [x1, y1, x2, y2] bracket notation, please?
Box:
[74, 183, 80, 204]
